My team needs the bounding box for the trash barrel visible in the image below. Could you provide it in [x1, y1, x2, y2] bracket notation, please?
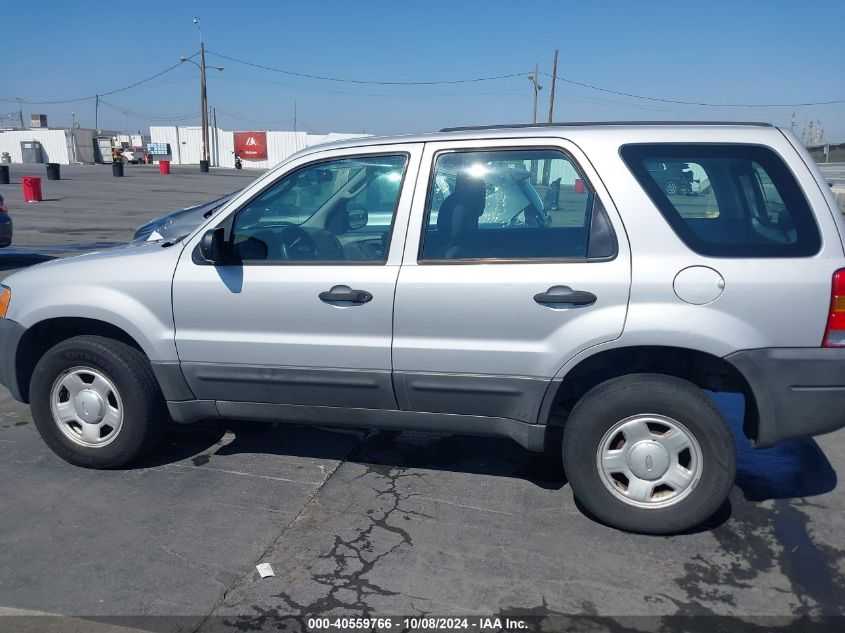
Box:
[22, 176, 43, 202]
[112, 162, 124, 177]
[199, 159, 209, 173]
[46, 163, 61, 180]
[159, 160, 170, 175]
[0, 165, 9, 185]
[574, 178, 585, 194]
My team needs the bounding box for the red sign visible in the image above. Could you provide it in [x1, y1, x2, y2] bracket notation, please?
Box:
[234, 131, 268, 160]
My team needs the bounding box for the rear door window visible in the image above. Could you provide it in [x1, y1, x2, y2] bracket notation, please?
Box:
[621, 144, 820, 257]
[419, 149, 608, 261]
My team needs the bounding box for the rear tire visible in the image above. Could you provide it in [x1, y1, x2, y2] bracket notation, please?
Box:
[563, 373, 735, 534]
[29, 335, 165, 469]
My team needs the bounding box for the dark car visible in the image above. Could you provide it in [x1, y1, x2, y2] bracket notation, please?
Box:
[0, 194, 11, 247]
[645, 160, 695, 196]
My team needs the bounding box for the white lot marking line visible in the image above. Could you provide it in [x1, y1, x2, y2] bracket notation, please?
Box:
[415, 495, 516, 516]
[165, 462, 322, 485]
[0, 606, 153, 632]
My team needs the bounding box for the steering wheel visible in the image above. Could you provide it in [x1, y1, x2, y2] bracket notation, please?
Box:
[278, 225, 319, 261]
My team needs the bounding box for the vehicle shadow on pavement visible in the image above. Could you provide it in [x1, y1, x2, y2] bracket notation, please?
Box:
[711, 392, 838, 502]
[0, 253, 56, 270]
[133, 393, 838, 535]
[133, 418, 568, 490]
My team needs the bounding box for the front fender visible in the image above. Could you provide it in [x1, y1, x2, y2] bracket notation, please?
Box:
[3, 244, 181, 362]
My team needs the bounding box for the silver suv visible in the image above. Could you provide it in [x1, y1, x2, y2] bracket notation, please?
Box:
[2, 122, 844, 534]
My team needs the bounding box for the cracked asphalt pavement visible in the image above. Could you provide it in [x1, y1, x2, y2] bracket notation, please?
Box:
[1, 165, 844, 632]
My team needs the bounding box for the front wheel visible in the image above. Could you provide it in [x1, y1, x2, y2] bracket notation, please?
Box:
[29, 335, 165, 469]
[562, 374, 736, 534]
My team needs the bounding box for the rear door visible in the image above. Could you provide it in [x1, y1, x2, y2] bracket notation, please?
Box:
[392, 138, 631, 423]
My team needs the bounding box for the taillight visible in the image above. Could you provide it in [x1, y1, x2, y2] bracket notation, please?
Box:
[823, 269, 845, 347]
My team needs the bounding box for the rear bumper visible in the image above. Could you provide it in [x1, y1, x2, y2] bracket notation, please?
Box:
[725, 347, 845, 447]
[0, 318, 26, 402]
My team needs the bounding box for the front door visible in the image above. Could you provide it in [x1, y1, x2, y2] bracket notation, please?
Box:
[172, 143, 422, 409]
[392, 139, 631, 423]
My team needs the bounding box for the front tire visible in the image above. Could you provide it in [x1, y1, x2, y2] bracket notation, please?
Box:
[563, 374, 736, 534]
[29, 335, 165, 469]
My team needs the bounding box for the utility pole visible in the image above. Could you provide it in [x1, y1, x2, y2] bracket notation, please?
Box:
[95, 95, 99, 132]
[528, 64, 543, 124]
[790, 110, 795, 133]
[181, 18, 223, 172]
[199, 36, 209, 171]
[547, 49, 558, 124]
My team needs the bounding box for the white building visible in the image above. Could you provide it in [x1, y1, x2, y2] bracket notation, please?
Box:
[149, 126, 368, 169]
[0, 128, 94, 164]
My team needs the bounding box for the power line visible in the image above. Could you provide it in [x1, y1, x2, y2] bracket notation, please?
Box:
[0, 55, 197, 105]
[214, 108, 294, 126]
[209, 71, 525, 98]
[541, 72, 845, 108]
[210, 50, 845, 106]
[207, 50, 525, 85]
[98, 99, 199, 121]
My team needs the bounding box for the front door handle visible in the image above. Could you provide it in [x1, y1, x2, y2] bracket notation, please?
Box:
[319, 285, 373, 304]
[534, 285, 597, 307]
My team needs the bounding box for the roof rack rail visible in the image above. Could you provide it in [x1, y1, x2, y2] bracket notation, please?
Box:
[439, 121, 774, 133]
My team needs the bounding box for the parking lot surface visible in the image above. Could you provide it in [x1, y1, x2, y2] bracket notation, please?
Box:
[0, 166, 844, 632]
[0, 164, 260, 281]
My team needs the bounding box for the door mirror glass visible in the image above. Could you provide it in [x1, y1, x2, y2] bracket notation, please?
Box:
[348, 208, 368, 231]
[199, 227, 228, 264]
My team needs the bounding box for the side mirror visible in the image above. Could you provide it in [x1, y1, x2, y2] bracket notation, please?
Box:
[199, 227, 228, 264]
[348, 208, 368, 231]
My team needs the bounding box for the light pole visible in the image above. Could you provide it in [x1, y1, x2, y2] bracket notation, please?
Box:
[527, 64, 543, 124]
[181, 17, 223, 171]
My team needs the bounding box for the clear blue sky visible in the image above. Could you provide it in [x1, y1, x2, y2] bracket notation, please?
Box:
[3, 0, 844, 140]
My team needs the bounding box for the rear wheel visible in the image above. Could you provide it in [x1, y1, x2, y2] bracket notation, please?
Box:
[29, 335, 165, 469]
[562, 373, 735, 534]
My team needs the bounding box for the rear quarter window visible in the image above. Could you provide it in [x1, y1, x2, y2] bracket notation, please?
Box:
[621, 143, 820, 257]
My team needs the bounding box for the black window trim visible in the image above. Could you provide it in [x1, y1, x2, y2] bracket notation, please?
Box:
[619, 142, 822, 259]
[192, 150, 412, 267]
[416, 145, 618, 265]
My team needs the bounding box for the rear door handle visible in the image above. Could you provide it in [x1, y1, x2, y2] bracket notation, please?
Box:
[319, 285, 373, 304]
[534, 285, 597, 307]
